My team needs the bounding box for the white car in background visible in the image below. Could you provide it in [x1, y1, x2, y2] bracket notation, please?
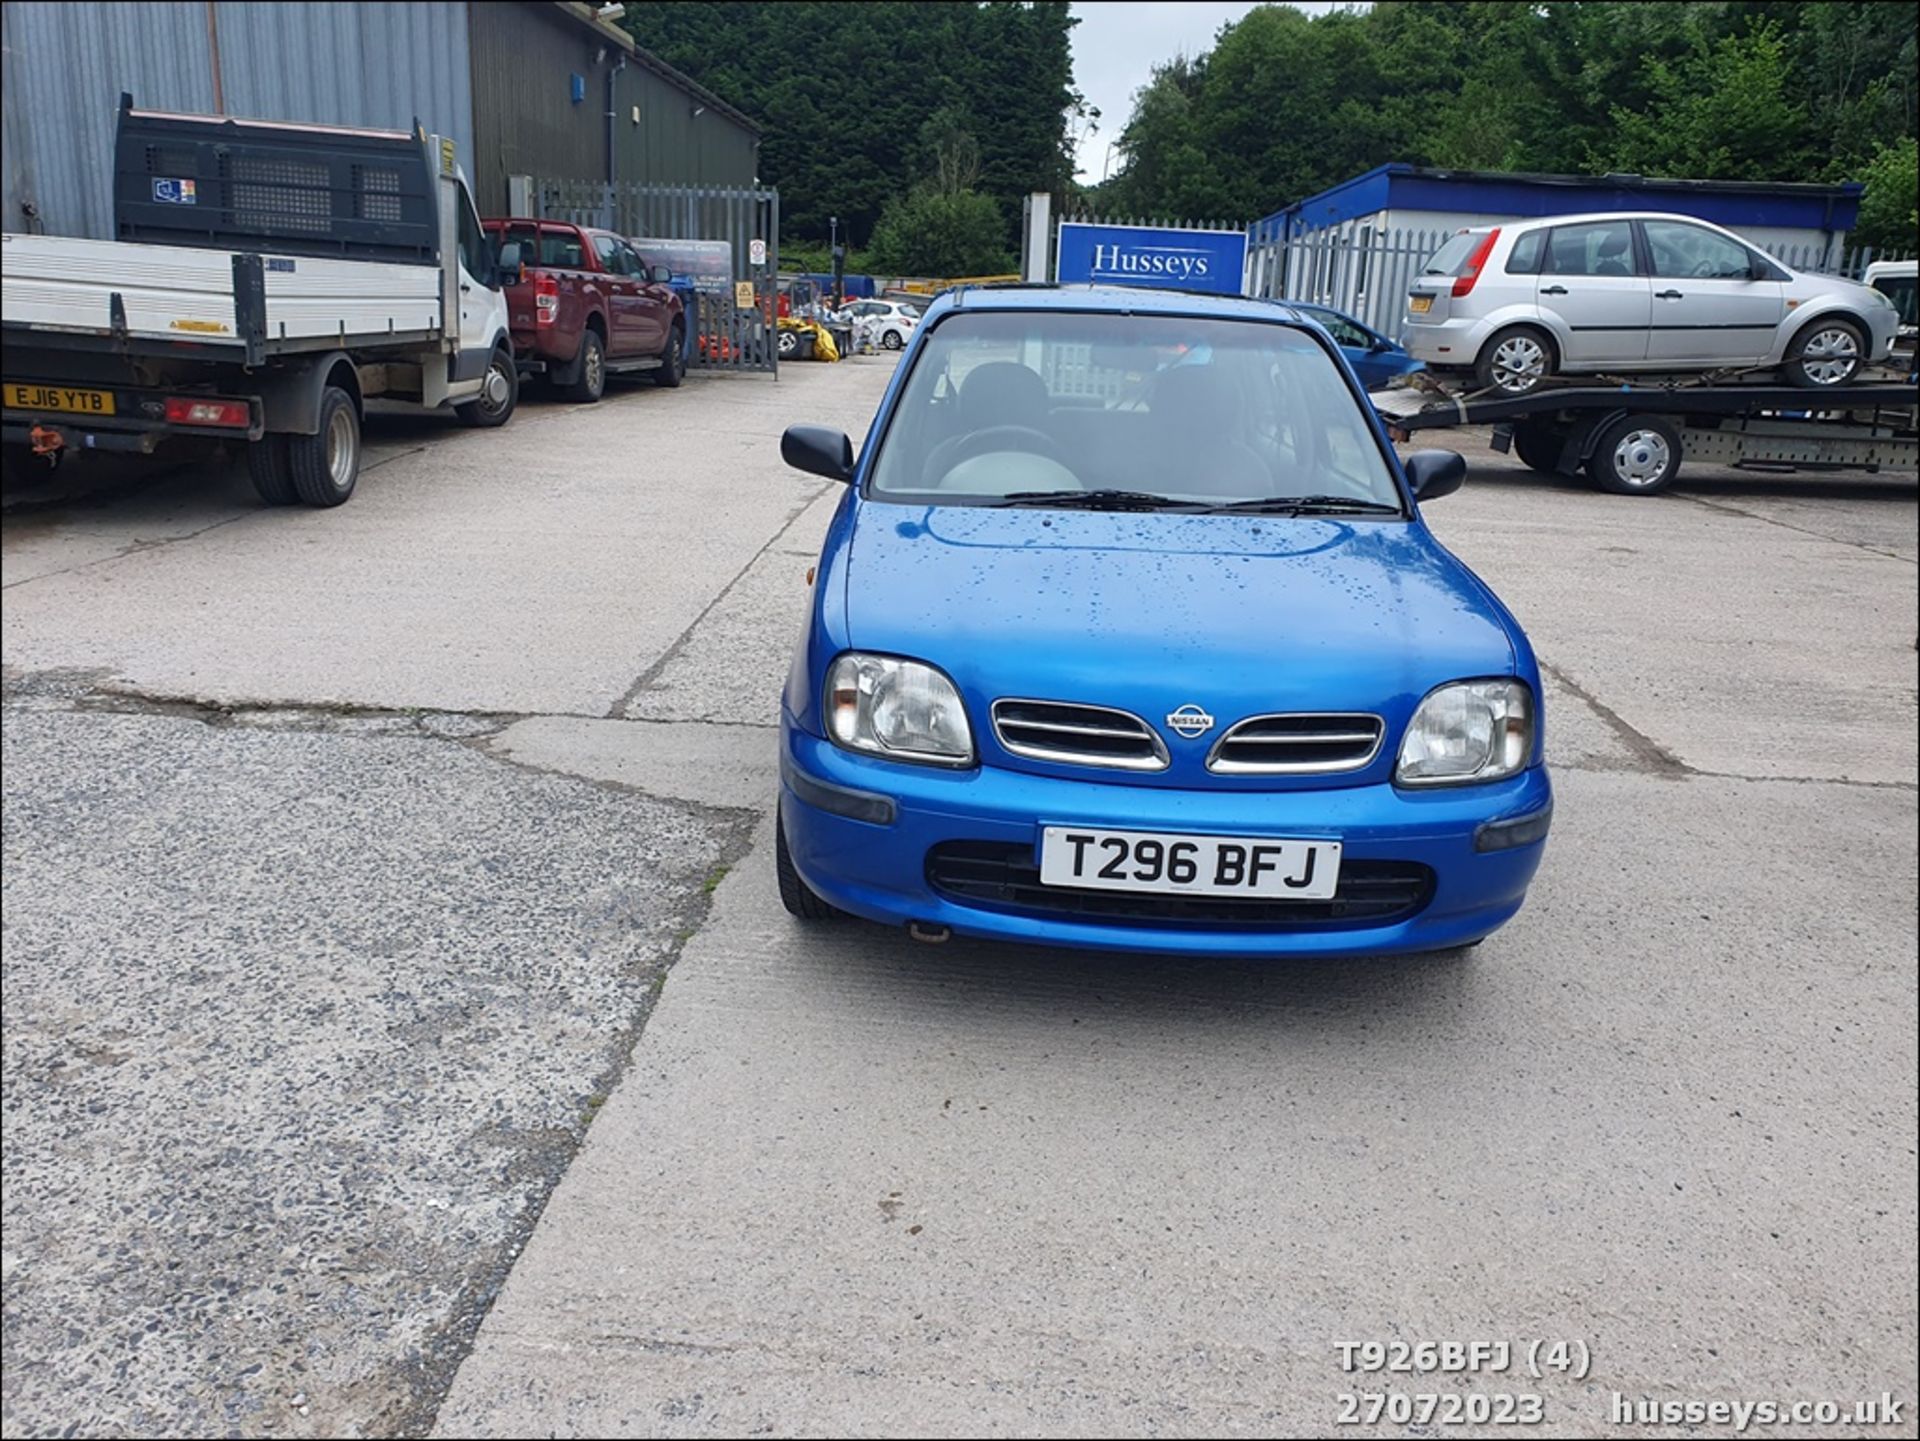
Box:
[842, 299, 920, 350]
[1401, 211, 1899, 395]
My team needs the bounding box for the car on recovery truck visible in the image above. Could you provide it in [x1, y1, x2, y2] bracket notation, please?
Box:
[483, 219, 687, 401]
[1, 96, 520, 507]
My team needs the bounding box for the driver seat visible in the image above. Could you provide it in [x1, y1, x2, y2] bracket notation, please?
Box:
[922, 362, 1052, 488]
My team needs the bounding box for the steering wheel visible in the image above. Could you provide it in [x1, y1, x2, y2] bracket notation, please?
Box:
[947, 425, 1074, 473]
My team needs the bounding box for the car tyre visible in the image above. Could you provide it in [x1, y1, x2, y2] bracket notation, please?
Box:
[1587, 414, 1681, 496]
[565, 327, 606, 403]
[287, 386, 360, 507]
[246, 435, 299, 505]
[775, 803, 842, 921]
[1474, 325, 1556, 396]
[881, 328, 904, 351]
[1511, 420, 1569, 476]
[1782, 317, 1866, 389]
[456, 346, 518, 427]
[651, 321, 686, 388]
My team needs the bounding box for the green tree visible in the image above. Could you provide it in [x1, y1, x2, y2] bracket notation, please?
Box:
[1603, 22, 1813, 179]
[1854, 137, 1918, 251]
[866, 189, 1013, 276]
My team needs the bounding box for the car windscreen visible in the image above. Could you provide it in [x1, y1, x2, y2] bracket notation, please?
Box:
[1873, 273, 1917, 328]
[865, 311, 1403, 511]
[1422, 231, 1486, 276]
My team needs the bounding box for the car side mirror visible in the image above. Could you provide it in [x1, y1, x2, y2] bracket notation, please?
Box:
[1405, 449, 1466, 501]
[495, 241, 523, 285]
[1369, 336, 1392, 353]
[651, 264, 673, 284]
[782, 424, 854, 483]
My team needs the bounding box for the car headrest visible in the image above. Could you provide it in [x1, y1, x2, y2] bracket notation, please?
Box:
[1596, 229, 1629, 257]
[960, 362, 1049, 424]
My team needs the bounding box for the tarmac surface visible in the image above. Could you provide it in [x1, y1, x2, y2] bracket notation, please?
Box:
[3, 355, 1915, 1437]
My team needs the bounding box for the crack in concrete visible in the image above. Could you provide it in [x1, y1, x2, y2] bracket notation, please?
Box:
[605, 479, 833, 719]
[1, 511, 258, 591]
[1539, 660, 1694, 779]
[1671, 491, 1919, 565]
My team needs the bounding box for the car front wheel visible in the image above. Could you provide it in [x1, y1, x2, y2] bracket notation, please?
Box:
[1783, 318, 1866, 388]
[1474, 326, 1556, 396]
[775, 804, 842, 921]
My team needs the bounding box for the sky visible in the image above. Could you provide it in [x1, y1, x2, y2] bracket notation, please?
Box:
[1069, 2, 1352, 184]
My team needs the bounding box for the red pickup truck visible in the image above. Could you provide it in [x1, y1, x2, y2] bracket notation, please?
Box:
[483, 219, 685, 402]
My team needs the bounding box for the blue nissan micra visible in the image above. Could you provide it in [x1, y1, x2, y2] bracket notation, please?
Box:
[775, 285, 1551, 957]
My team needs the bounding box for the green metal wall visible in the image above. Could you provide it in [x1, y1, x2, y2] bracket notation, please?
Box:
[466, 3, 756, 218]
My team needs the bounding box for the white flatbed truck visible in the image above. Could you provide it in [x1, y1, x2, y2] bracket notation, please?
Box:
[1, 96, 523, 506]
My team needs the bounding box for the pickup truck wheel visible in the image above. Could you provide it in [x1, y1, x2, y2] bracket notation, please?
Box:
[288, 386, 361, 507]
[1587, 414, 1681, 496]
[565, 328, 606, 403]
[776, 803, 842, 921]
[246, 436, 299, 505]
[651, 322, 686, 388]
[1782, 318, 1865, 388]
[456, 347, 518, 427]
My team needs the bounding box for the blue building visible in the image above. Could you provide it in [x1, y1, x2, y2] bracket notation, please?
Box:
[1247, 163, 1866, 333]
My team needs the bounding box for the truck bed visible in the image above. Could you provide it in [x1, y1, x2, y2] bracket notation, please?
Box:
[1, 232, 442, 355]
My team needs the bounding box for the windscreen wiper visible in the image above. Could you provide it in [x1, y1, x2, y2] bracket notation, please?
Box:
[1208, 495, 1405, 516]
[994, 489, 1208, 511]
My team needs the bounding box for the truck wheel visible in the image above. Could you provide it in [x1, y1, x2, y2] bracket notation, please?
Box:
[1587, 414, 1681, 496]
[246, 436, 299, 505]
[775, 803, 842, 921]
[1512, 420, 1569, 476]
[1782, 318, 1866, 388]
[1474, 326, 1556, 396]
[287, 386, 361, 507]
[651, 321, 686, 388]
[565, 328, 606, 403]
[456, 347, 518, 427]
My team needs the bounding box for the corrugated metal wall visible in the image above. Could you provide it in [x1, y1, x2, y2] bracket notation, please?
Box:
[467, 3, 758, 217]
[1, 0, 472, 240]
[466, 1, 612, 217]
[615, 60, 757, 194]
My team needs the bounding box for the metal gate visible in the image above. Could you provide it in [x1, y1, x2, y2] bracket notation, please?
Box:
[521, 176, 780, 374]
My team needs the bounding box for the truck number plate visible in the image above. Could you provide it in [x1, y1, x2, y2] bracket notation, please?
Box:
[4, 384, 116, 416]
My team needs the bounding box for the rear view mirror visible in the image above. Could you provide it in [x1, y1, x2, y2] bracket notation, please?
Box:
[651, 264, 673, 284]
[781, 424, 854, 483]
[1405, 449, 1466, 501]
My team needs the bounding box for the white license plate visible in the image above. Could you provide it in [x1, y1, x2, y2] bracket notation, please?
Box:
[1039, 825, 1341, 901]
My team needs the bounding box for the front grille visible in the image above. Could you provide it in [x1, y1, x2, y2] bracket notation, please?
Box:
[991, 699, 1168, 772]
[1208, 713, 1384, 775]
[927, 842, 1433, 929]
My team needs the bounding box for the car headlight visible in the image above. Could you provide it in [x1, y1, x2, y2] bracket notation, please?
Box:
[826, 653, 973, 766]
[1396, 679, 1534, 786]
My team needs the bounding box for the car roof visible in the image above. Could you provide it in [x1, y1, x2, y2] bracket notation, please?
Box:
[1472, 210, 1754, 233]
[938, 283, 1313, 325]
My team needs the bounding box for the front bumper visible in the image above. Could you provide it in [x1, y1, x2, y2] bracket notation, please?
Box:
[779, 720, 1551, 957]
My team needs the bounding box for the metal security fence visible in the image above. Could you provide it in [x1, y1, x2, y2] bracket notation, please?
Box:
[526, 176, 780, 373]
[1248, 221, 1915, 337]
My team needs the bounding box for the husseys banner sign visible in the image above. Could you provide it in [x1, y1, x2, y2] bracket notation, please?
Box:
[1055, 222, 1248, 295]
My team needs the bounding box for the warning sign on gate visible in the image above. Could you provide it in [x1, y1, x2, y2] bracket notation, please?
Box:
[748, 238, 767, 267]
[734, 280, 757, 309]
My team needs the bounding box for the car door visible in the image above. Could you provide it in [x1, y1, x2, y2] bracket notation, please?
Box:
[625, 244, 670, 354]
[1639, 219, 1786, 365]
[590, 233, 641, 356]
[1535, 219, 1652, 367]
[1302, 307, 1382, 387]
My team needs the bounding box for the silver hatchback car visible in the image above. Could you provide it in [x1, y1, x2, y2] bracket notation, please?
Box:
[1402, 211, 1899, 395]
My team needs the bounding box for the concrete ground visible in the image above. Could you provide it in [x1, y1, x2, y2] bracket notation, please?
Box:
[3, 356, 1915, 1438]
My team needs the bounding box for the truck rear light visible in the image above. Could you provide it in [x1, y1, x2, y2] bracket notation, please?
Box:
[1451, 228, 1501, 297]
[164, 397, 250, 428]
[534, 274, 559, 325]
